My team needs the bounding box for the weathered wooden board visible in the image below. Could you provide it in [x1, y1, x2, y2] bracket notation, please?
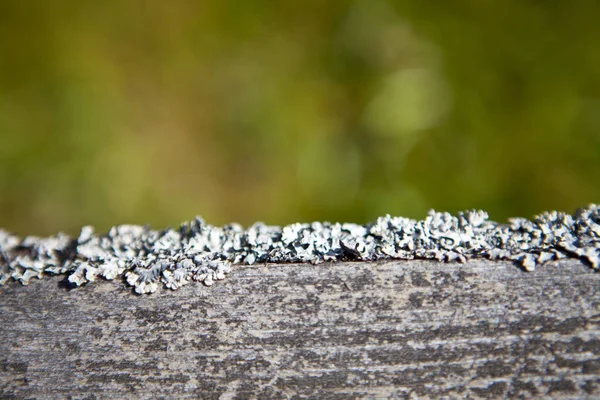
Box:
[0, 259, 598, 399]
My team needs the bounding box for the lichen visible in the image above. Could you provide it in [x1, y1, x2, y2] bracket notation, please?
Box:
[1, 205, 599, 294]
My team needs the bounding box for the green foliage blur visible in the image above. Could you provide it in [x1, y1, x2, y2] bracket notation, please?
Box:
[1, 1, 600, 235]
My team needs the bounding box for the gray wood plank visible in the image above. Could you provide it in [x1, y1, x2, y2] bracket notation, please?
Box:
[1, 259, 599, 399]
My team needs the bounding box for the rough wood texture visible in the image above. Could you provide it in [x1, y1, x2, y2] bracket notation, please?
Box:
[1, 259, 598, 399]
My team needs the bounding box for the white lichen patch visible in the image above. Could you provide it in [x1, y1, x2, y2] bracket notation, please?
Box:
[1, 205, 600, 294]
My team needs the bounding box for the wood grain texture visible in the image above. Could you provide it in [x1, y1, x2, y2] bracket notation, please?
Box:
[0, 259, 598, 399]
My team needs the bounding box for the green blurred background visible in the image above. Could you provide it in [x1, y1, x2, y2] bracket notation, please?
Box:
[1, 1, 600, 236]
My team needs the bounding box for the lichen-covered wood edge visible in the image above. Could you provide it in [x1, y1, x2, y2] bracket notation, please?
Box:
[0, 258, 598, 399]
[1, 205, 600, 294]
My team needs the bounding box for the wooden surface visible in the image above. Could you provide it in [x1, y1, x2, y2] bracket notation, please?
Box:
[0, 259, 599, 399]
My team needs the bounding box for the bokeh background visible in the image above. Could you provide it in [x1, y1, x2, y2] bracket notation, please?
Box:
[1, 1, 600, 236]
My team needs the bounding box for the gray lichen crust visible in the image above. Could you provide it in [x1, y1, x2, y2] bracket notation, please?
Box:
[1, 205, 599, 294]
